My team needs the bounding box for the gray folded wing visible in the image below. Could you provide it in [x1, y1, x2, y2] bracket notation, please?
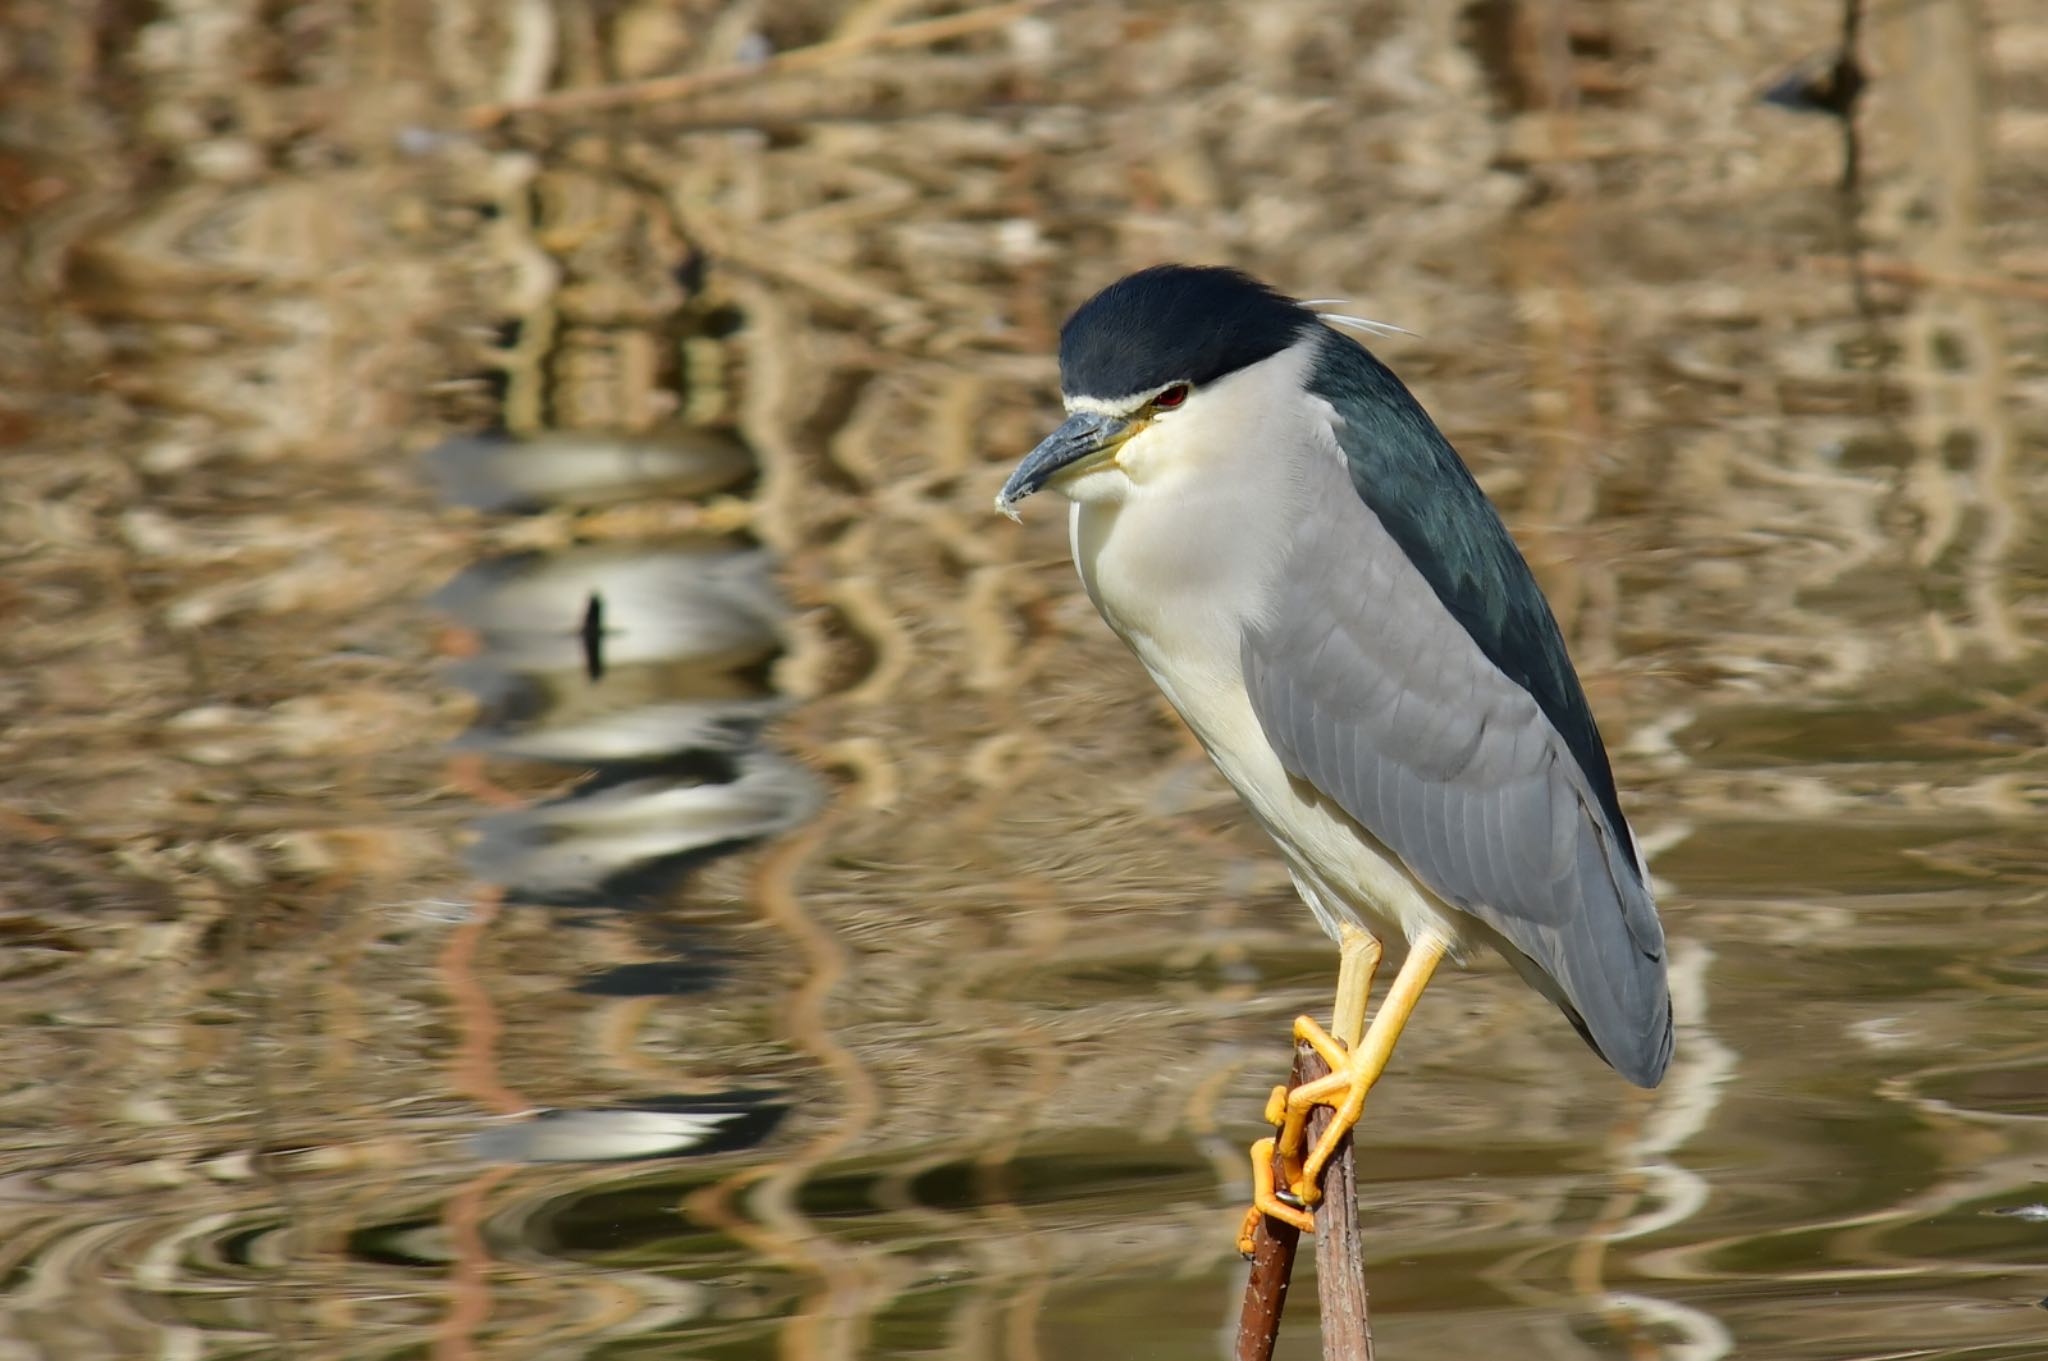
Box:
[1241, 448, 1671, 1086]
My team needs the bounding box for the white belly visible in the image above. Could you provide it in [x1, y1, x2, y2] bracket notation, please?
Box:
[1070, 498, 1455, 946]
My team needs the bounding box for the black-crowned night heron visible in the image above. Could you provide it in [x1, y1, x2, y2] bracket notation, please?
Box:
[994, 265, 1671, 1254]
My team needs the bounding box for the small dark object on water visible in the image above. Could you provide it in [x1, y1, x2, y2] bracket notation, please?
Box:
[581, 593, 607, 681]
[1759, 50, 1865, 120]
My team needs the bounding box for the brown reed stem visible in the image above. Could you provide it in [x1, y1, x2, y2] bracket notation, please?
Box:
[1234, 1042, 1372, 1361]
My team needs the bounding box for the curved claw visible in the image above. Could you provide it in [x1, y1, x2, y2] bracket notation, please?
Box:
[1238, 1136, 1316, 1257]
[1234, 929, 1446, 1254]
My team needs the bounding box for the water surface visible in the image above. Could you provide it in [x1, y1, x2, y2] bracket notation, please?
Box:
[1, 2, 2045, 1358]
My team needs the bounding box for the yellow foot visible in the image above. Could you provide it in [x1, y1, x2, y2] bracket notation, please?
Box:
[1237, 1135, 1315, 1255]
[1234, 929, 1449, 1251]
[1273, 1013, 1374, 1207]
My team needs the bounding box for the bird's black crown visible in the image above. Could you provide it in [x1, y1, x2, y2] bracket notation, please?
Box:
[1058, 265, 1315, 402]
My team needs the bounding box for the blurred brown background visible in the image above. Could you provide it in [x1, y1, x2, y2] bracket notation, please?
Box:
[1, 1, 2044, 1358]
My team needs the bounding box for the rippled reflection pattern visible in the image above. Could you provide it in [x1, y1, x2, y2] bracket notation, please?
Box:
[1, 1, 2045, 1359]
[432, 536, 820, 901]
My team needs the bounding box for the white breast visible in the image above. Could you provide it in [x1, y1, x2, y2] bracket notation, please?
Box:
[1061, 342, 1455, 946]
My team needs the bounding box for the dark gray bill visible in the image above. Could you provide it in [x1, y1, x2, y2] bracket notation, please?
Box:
[994, 411, 1131, 519]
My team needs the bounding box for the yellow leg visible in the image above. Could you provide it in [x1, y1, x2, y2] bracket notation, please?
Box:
[1328, 923, 1381, 1049]
[1276, 931, 1447, 1206]
[1237, 924, 1383, 1254]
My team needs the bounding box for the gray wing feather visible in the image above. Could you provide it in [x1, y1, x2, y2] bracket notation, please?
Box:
[1242, 456, 1672, 1086]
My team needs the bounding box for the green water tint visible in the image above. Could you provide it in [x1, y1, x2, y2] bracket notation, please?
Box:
[4, 0, 2047, 1357]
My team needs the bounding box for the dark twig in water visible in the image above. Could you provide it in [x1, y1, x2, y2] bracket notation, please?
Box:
[1234, 1043, 1372, 1361]
[1235, 1046, 1311, 1361]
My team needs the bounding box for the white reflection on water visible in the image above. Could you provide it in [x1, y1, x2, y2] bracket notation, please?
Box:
[3, 0, 2047, 1357]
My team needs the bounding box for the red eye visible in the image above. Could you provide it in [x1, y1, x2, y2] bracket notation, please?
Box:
[1153, 383, 1190, 410]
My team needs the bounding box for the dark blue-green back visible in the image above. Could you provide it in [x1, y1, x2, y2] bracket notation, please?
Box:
[1306, 333, 1638, 867]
